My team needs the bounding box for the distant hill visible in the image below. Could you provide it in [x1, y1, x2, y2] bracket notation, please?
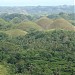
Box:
[15, 21, 43, 32]
[36, 17, 75, 31]
[49, 18, 75, 30]
[37, 18, 74, 30]
[5, 29, 27, 37]
[0, 5, 74, 15]
[47, 13, 75, 20]
[36, 17, 53, 29]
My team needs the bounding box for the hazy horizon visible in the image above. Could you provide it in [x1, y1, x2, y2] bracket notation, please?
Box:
[0, 0, 74, 6]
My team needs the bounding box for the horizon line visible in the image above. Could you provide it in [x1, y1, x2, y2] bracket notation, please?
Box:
[0, 5, 74, 7]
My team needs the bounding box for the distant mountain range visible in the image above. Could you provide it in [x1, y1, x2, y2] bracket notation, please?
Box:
[0, 5, 75, 15]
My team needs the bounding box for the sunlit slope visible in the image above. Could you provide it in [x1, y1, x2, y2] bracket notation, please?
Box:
[5, 29, 27, 37]
[0, 65, 9, 75]
[15, 21, 43, 32]
[36, 17, 53, 29]
[49, 18, 75, 30]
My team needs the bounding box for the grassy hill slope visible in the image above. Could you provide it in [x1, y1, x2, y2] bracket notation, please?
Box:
[49, 18, 75, 30]
[36, 17, 53, 29]
[5, 29, 27, 37]
[15, 21, 43, 32]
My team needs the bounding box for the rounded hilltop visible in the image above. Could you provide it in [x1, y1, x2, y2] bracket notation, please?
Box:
[36, 17, 53, 29]
[49, 18, 75, 31]
[36, 17, 75, 31]
[15, 21, 43, 32]
[5, 29, 27, 37]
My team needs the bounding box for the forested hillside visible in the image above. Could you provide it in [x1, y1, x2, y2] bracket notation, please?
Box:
[0, 6, 75, 75]
[0, 30, 75, 75]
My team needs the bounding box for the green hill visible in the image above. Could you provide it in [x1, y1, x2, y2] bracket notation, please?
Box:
[5, 29, 27, 37]
[15, 21, 43, 32]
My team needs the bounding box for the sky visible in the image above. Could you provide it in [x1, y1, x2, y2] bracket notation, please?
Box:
[0, 0, 74, 6]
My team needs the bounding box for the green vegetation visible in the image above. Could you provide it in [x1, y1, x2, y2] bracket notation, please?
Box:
[0, 10, 75, 75]
[0, 65, 9, 75]
[0, 30, 75, 75]
[5, 29, 27, 37]
[0, 18, 12, 30]
[14, 21, 43, 32]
